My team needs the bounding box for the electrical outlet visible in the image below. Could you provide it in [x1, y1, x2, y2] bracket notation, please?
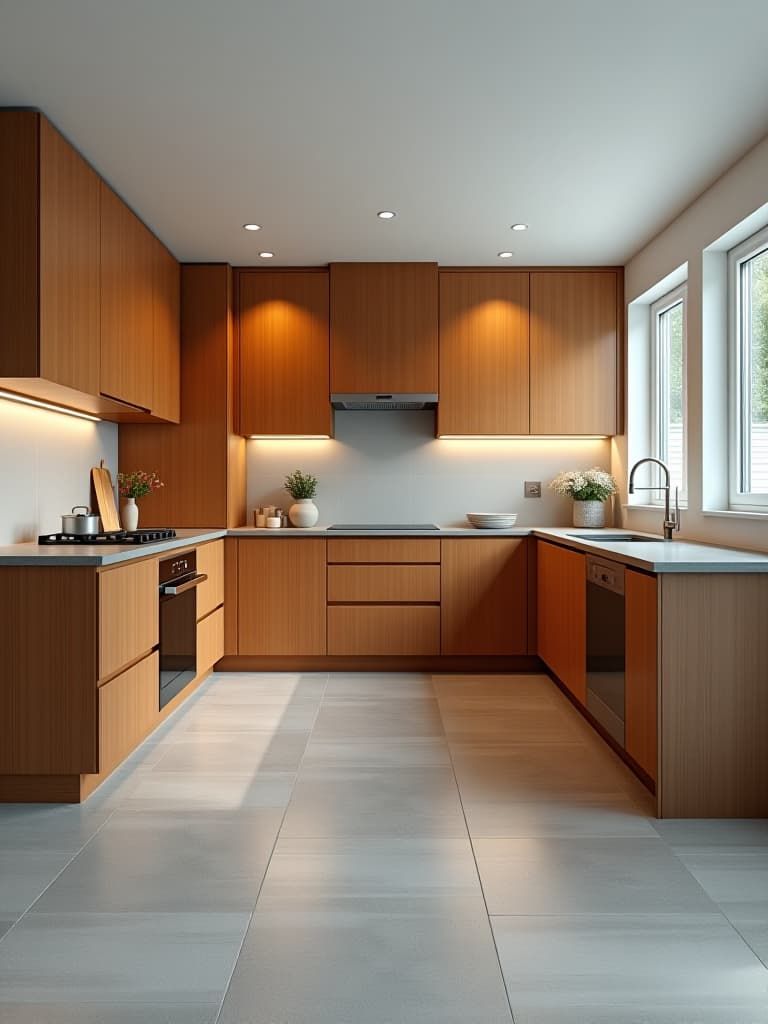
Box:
[524, 480, 542, 498]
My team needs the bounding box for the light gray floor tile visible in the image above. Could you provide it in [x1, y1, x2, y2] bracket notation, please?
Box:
[324, 671, 434, 700]
[257, 836, 481, 909]
[219, 907, 513, 1024]
[32, 810, 283, 913]
[670, 846, 768, 904]
[179, 701, 319, 733]
[0, 912, 250, 1004]
[0, 1003, 220, 1023]
[311, 698, 445, 738]
[302, 735, 451, 767]
[432, 673, 556, 700]
[492, 913, 768, 1018]
[653, 819, 768, 845]
[474, 837, 716, 914]
[0, 804, 113, 852]
[0, 850, 75, 914]
[206, 671, 328, 701]
[463, 795, 657, 838]
[150, 730, 310, 773]
[281, 766, 467, 837]
[120, 771, 295, 812]
[440, 706, 585, 744]
[0, 915, 16, 940]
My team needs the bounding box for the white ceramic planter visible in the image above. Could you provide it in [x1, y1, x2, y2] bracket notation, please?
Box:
[572, 499, 605, 528]
[122, 497, 139, 531]
[289, 498, 319, 528]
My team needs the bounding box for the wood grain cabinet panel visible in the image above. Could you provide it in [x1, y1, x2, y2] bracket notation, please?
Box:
[238, 539, 326, 655]
[152, 240, 181, 422]
[441, 538, 528, 655]
[625, 569, 658, 782]
[328, 605, 440, 656]
[327, 539, 440, 564]
[98, 651, 158, 778]
[100, 182, 155, 411]
[438, 272, 529, 435]
[530, 271, 618, 435]
[239, 270, 331, 436]
[99, 558, 158, 680]
[328, 564, 440, 603]
[196, 540, 225, 620]
[537, 540, 586, 703]
[330, 263, 438, 393]
[197, 606, 224, 675]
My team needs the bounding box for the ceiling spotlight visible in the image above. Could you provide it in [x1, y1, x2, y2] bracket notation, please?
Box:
[498, 251, 514, 258]
[259, 251, 274, 258]
[243, 223, 261, 231]
[377, 210, 396, 219]
[511, 223, 528, 231]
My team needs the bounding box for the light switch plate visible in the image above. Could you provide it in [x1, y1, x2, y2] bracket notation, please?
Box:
[524, 480, 542, 498]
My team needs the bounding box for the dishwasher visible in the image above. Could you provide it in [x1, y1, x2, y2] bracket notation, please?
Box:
[585, 555, 625, 746]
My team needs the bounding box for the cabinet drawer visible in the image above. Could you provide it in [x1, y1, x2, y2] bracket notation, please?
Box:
[197, 606, 224, 675]
[327, 539, 440, 564]
[99, 558, 158, 680]
[98, 651, 158, 777]
[196, 540, 224, 620]
[327, 605, 440, 655]
[328, 564, 440, 603]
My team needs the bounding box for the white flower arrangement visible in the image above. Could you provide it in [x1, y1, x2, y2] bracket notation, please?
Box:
[550, 467, 617, 502]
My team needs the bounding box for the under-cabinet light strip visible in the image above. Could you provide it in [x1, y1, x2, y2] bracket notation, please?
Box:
[248, 435, 332, 440]
[0, 390, 101, 422]
[437, 434, 609, 440]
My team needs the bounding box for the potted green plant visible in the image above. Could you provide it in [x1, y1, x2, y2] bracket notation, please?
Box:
[284, 469, 319, 528]
[549, 468, 617, 528]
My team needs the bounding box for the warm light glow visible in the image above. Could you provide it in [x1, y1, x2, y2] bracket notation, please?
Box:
[511, 223, 528, 231]
[498, 252, 514, 258]
[259, 251, 275, 258]
[248, 435, 332, 440]
[0, 390, 100, 422]
[377, 210, 396, 219]
[438, 434, 609, 440]
[243, 223, 261, 231]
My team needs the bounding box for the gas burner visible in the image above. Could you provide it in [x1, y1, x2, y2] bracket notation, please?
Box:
[38, 529, 177, 545]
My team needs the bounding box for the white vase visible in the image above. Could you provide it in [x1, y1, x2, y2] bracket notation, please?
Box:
[289, 498, 319, 528]
[122, 497, 139, 532]
[572, 499, 605, 528]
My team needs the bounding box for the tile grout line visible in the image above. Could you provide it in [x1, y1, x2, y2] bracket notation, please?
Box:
[430, 675, 518, 1024]
[212, 671, 331, 1024]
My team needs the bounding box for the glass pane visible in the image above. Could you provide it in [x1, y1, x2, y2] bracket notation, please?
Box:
[657, 300, 684, 496]
[748, 248, 768, 493]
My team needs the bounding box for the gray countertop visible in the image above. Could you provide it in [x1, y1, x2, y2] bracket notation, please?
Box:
[1, 524, 767, 572]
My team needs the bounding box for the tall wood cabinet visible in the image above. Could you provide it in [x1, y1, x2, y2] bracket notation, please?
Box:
[537, 540, 586, 702]
[625, 568, 658, 782]
[238, 269, 331, 436]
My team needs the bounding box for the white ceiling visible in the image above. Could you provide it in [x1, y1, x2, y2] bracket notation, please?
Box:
[2, 0, 768, 267]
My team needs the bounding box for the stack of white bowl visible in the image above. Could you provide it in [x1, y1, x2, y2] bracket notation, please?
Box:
[466, 512, 518, 529]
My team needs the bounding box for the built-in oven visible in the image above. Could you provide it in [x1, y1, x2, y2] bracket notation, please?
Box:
[158, 551, 208, 710]
[585, 555, 625, 747]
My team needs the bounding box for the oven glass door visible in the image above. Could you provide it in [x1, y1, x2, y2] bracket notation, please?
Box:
[159, 586, 197, 709]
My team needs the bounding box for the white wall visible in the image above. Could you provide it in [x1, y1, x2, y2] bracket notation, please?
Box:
[0, 397, 118, 545]
[615, 131, 768, 553]
[247, 411, 611, 527]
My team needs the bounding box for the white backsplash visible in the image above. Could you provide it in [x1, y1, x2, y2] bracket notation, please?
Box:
[247, 411, 612, 527]
[0, 398, 118, 545]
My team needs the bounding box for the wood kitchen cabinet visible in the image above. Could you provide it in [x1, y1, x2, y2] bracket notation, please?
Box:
[330, 263, 438, 393]
[624, 568, 658, 782]
[238, 270, 331, 436]
[438, 272, 530, 435]
[441, 538, 529, 654]
[529, 271, 619, 435]
[536, 539, 586, 703]
[152, 240, 181, 423]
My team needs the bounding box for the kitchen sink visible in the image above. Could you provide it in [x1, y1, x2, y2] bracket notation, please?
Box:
[567, 533, 661, 542]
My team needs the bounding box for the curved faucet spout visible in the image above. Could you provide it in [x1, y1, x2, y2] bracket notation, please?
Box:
[627, 457, 680, 540]
[628, 457, 670, 494]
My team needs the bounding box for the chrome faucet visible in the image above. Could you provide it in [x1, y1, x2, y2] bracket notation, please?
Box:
[628, 457, 680, 540]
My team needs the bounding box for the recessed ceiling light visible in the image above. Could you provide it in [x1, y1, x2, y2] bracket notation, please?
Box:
[498, 251, 514, 259]
[511, 223, 528, 231]
[377, 210, 396, 219]
[259, 251, 274, 258]
[243, 223, 261, 231]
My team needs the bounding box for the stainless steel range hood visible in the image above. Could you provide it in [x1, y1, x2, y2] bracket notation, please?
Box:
[331, 393, 438, 411]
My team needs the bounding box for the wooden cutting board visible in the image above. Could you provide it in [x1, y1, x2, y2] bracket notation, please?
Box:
[91, 462, 121, 532]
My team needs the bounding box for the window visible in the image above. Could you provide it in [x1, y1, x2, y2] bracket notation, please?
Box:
[650, 284, 687, 503]
[729, 225, 768, 509]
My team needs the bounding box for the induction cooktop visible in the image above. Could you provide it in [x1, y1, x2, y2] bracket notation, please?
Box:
[327, 524, 440, 531]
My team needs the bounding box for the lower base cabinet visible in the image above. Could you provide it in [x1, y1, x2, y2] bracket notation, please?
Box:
[328, 605, 440, 655]
[537, 540, 586, 702]
[625, 569, 658, 782]
[198, 606, 225, 673]
[98, 651, 158, 779]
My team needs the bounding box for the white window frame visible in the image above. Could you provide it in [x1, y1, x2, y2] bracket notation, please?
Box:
[650, 284, 687, 505]
[729, 224, 768, 510]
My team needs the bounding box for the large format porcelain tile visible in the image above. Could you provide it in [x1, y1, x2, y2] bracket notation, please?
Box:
[119, 771, 295, 812]
[324, 671, 434, 700]
[492, 913, 768, 1021]
[219, 906, 513, 1024]
[0, 912, 250, 1005]
[0, 850, 75, 914]
[462, 795, 657, 838]
[474, 837, 715, 915]
[32, 811, 283, 913]
[439, 707, 585, 744]
[301, 735, 451, 767]
[257, 836, 481, 909]
[178, 701, 319, 733]
[0, 915, 15, 941]
[311, 698, 445, 739]
[204, 671, 328, 702]
[0, 804, 113, 853]
[0, 1003, 219, 1024]
[432, 673, 558, 701]
[281, 766, 467, 837]
[653, 819, 768, 846]
[150, 730, 310, 773]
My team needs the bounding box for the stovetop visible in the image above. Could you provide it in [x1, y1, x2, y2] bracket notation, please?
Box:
[327, 524, 440, 531]
[38, 529, 177, 545]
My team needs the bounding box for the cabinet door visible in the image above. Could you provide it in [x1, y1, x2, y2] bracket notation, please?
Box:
[239, 271, 330, 436]
[100, 182, 155, 411]
[537, 541, 586, 702]
[438, 272, 529, 435]
[625, 569, 658, 781]
[238, 539, 326, 655]
[441, 538, 528, 655]
[530, 272, 618, 435]
[152, 240, 180, 422]
[196, 540, 225, 621]
[99, 558, 159, 680]
[328, 605, 440, 656]
[98, 651, 158, 777]
[38, 116, 101, 396]
[330, 262, 438, 393]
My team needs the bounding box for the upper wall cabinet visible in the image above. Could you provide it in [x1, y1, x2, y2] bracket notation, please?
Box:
[152, 241, 181, 423]
[529, 271, 619, 435]
[330, 263, 438, 393]
[438, 271, 530, 435]
[238, 270, 331, 436]
[0, 110, 180, 423]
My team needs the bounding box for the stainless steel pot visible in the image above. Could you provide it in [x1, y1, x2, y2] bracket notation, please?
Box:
[61, 506, 101, 535]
